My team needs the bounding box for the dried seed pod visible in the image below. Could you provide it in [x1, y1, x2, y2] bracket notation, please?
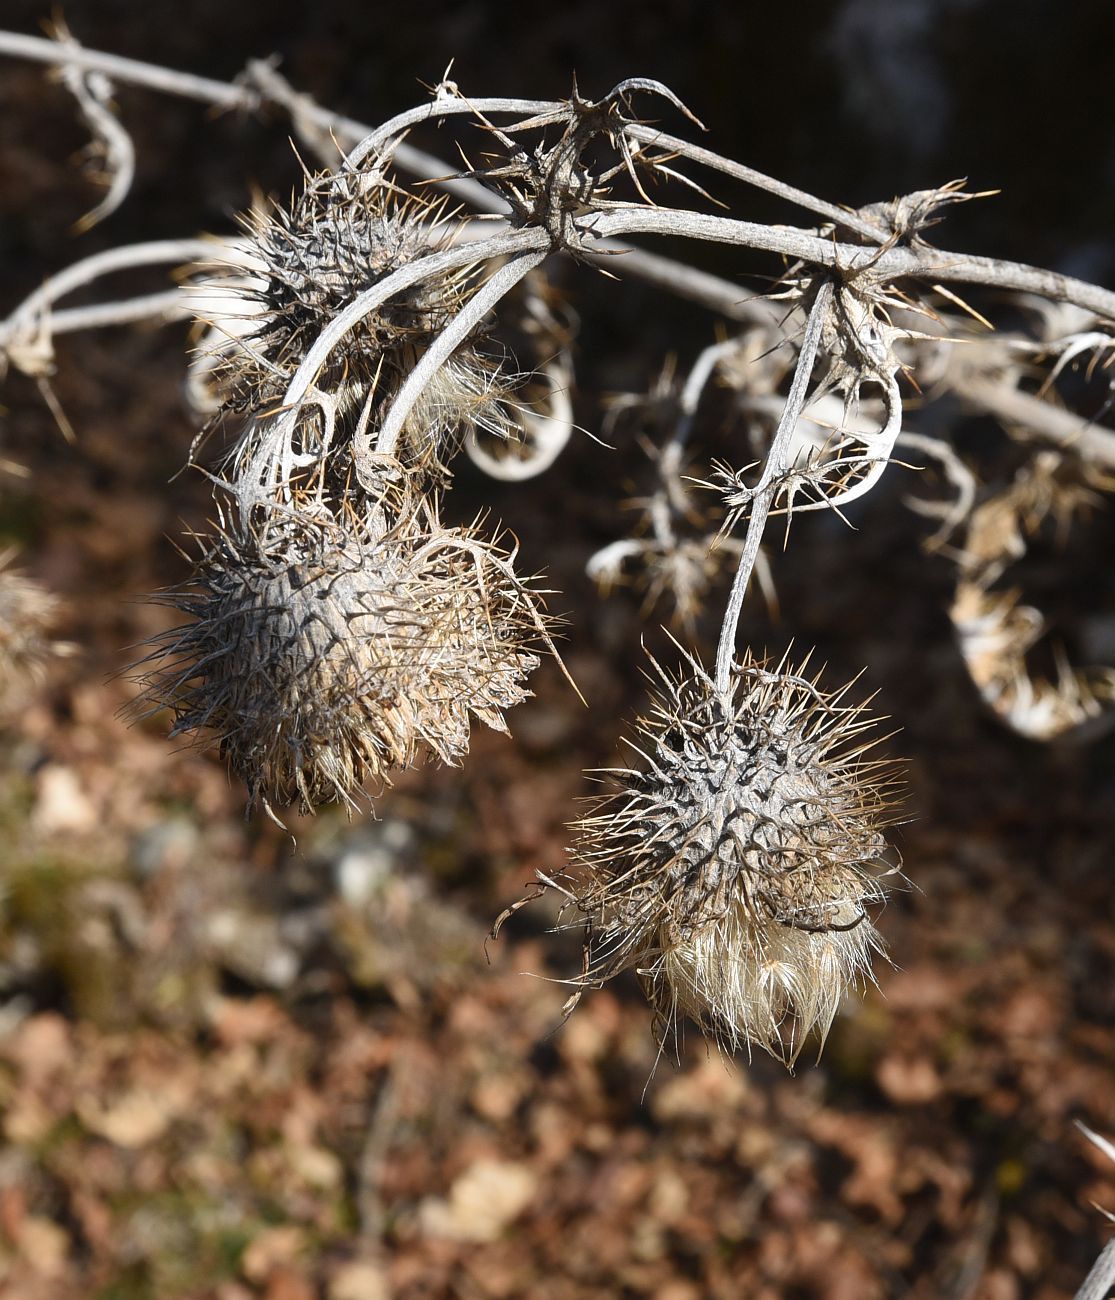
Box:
[134, 503, 546, 813]
[571, 650, 902, 1064]
[200, 171, 517, 475]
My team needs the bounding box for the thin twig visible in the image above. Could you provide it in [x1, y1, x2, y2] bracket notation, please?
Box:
[0, 238, 227, 349]
[957, 376, 1115, 469]
[0, 30, 259, 108]
[42, 289, 189, 333]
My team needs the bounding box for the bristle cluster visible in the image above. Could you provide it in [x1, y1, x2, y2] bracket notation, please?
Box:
[572, 651, 901, 1064]
[208, 174, 516, 474]
[135, 504, 542, 813]
[148, 156, 563, 814]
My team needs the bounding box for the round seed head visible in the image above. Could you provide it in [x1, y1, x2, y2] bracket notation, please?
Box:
[134, 504, 545, 813]
[205, 171, 517, 473]
[572, 650, 902, 1064]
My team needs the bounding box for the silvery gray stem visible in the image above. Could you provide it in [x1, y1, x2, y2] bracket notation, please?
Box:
[374, 250, 548, 459]
[714, 280, 834, 695]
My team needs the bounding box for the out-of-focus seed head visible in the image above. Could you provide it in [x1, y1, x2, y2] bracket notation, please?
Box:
[571, 650, 903, 1065]
[133, 503, 546, 814]
[0, 552, 71, 708]
[203, 170, 517, 475]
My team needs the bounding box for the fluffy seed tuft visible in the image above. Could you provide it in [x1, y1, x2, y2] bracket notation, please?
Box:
[570, 649, 903, 1064]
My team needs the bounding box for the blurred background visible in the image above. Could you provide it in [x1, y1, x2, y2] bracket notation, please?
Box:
[1, 2, 1114, 1297]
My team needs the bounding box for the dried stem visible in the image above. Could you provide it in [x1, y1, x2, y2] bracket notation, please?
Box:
[586, 209, 1115, 321]
[276, 229, 546, 415]
[236, 227, 549, 513]
[341, 93, 560, 172]
[0, 238, 226, 350]
[10, 32, 1114, 325]
[0, 29, 259, 108]
[374, 249, 548, 458]
[713, 280, 834, 694]
[41, 289, 189, 334]
[0, 31, 513, 216]
[957, 375, 1115, 469]
[1074, 1241, 1115, 1300]
[624, 123, 889, 243]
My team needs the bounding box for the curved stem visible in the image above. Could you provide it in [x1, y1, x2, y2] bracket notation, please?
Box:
[714, 280, 834, 695]
[375, 250, 547, 458]
[790, 371, 904, 515]
[277, 228, 547, 415]
[0, 238, 227, 346]
[236, 227, 550, 514]
[341, 94, 560, 171]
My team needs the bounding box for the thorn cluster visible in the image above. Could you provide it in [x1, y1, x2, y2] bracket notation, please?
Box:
[134, 503, 543, 814]
[571, 649, 902, 1063]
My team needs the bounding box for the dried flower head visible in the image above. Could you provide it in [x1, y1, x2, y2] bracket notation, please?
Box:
[571, 649, 902, 1064]
[0, 551, 72, 707]
[202, 170, 517, 474]
[134, 502, 546, 813]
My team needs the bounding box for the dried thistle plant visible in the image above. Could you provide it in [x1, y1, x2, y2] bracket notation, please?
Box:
[133, 500, 547, 814]
[6, 29, 1115, 1068]
[563, 649, 901, 1064]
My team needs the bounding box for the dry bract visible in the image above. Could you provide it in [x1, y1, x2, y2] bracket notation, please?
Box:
[133, 504, 544, 813]
[570, 651, 901, 1064]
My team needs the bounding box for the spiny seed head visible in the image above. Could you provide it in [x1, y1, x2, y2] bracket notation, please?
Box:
[571, 649, 903, 1065]
[133, 503, 545, 813]
[205, 170, 517, 473]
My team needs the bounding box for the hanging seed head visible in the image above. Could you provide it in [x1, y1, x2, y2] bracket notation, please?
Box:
[133, 503, 546, 813]
[204, 170, 518, 474]
[572, 650, 902, 1065]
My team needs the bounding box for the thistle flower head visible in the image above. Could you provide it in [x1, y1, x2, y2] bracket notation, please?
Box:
[572, 649, 902, 1064]
[204, 170, 517, 474]
[134, 502, 545, 813]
